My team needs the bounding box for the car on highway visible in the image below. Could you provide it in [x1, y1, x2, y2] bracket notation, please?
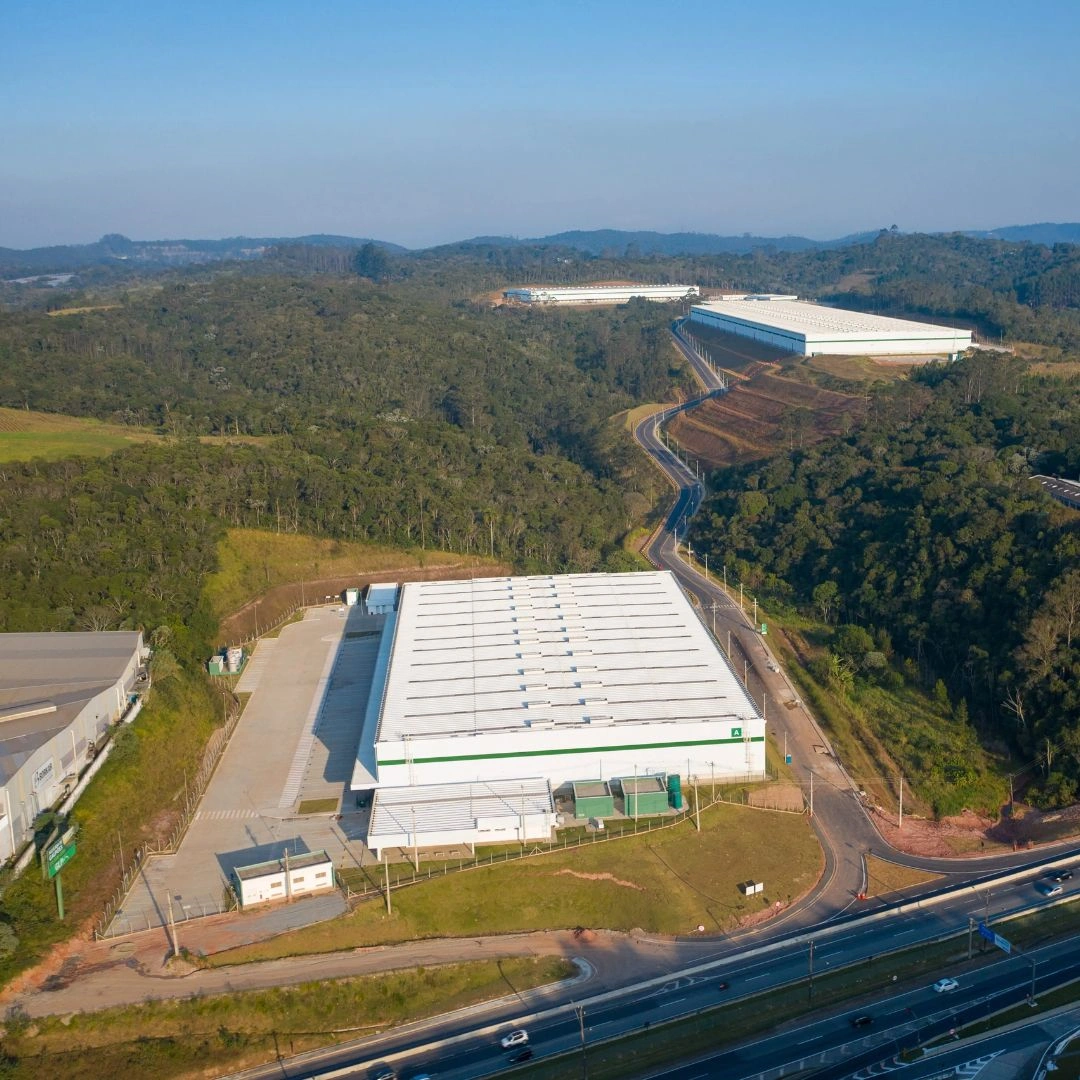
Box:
[507, 1048, 534, 1064]
[850, 1014, 873, 1028]
[1036, 881, 1064, 897]
[1050, 869, 1074, 882]
[500, 1029, 529, 1049]
[716, 980, 730, 991]
[933, 978, 959, 993]
[371, 1069, 396, 1080]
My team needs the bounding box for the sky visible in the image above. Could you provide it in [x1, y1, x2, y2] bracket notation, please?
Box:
[2, 0, 1078, 249]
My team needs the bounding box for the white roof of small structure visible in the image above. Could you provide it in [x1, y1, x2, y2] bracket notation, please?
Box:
[692, 298, 970, 344]
[376, 571, 758, 742]
[369, 778, 554, 838]
[366, 583, 399, 604]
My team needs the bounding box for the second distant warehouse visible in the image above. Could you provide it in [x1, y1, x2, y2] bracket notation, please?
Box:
[690, 295, 972, 357]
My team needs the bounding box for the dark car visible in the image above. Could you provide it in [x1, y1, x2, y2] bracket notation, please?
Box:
[716, 980, 729, 991]
[1051, 869, 1074, 882]
[507, 1048, 533, 1064]
[850, 1014, 873, 1028]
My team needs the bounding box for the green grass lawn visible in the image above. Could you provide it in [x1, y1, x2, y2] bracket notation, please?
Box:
[210, 800, 823, 965]
[2, 956, 573, 1080]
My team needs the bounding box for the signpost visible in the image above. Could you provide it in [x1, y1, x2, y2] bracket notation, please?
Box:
[41, 828, 77, 920]
[978, 922, 1011, 955]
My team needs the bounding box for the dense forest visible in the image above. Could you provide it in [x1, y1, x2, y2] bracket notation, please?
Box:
[691, 352, 1080, 807]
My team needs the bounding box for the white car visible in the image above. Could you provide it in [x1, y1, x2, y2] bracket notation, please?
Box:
[500, 1029, 529, 1049]
[933, 977, 959, 993]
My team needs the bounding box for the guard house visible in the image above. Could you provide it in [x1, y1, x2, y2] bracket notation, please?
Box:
[365, 582, 399, 615]
[572, 780, 614, 820]
[619, 775, 670, 816]
[232, 850, 335, 907]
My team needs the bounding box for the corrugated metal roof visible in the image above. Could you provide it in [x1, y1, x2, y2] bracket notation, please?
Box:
[369, 778, 553, 837]
[376, 571, 758, 742]
[0, 631, 144, 783]
[692, 298, 971, 343]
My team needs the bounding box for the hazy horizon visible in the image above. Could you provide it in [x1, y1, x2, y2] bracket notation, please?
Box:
[3, 0, 1078, 249]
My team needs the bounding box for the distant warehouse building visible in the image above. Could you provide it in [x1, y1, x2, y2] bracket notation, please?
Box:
[503, 284, 699, 305]
[0, 632, 147, 863]
[352, 571, 764, 854]
[690, 295, 972, 357]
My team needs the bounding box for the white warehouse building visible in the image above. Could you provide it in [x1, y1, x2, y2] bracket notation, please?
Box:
[0, 631, 147, 863]
[503, 284, 699, 305]
[352, 571, 764, 852]
[690, 296, 972, 357]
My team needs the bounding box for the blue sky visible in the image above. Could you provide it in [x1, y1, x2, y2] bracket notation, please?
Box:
[2, 0, 1078, 248]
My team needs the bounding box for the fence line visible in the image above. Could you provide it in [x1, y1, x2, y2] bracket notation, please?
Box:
[93, 697, 243, 940]
[339, 783, 798, 904]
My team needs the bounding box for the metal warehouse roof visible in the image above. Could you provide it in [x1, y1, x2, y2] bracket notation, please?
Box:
[369, 778, 554, 837]
[375, 571, 758, 742]
[0, 631, 144, 784]
[692, 298, 970, 343]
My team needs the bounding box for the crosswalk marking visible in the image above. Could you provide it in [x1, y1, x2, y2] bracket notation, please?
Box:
[194, 809, 260, 821]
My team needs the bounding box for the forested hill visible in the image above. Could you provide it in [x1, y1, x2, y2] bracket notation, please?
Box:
[0, 275, 684, 653]
[692, 353, 1080, 808]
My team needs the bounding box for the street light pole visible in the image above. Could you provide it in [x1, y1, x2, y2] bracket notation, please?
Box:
[576, 1003, 588, 1080]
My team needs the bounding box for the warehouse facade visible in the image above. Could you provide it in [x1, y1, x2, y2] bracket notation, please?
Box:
[353, 571, 764, 851]
[690, 296, 972, 357]
[0, 631, 147, 862]
[503, 284, 699, 305]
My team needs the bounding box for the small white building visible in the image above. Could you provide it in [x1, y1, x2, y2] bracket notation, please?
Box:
[367, 779, 555, 858]
[365, 583, 399, 615]
[344, 587, 360, 607]
[503, 284, 699, 305]
[233, 849, 335, 907]
[690, 296, 972, 357]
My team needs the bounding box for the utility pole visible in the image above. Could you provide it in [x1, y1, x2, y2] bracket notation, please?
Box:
[723, 565, 727, 590]
[808, 939, 815, 1001]
[753, 597, 758, 626]
[809, 771, 814, 818]
[739, 582, 744, 612]
[383, 851, 392, 915]
[576, 1004, 588, 1080]
[703, 553, 709, 581]
[166, 892, 179, 958]
[967, 916, 975, 960]
[728, 629, 732, 658]
[898, 774, 904, 830]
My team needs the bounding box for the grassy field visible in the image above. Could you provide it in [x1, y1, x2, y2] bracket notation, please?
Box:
[2, 956, 573, 1080]
[865, 855, 941, 896]
[209, 800, 822, 966]
[202, 528, 502, 621]
[0, 406, 157, 462]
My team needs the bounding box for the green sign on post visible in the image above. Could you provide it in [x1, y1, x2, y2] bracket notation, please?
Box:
[760, 623, 768, 635]
[48, 842, 76, 879]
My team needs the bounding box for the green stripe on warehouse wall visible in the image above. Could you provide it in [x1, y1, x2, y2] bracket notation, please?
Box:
[378, 735, 766, 768]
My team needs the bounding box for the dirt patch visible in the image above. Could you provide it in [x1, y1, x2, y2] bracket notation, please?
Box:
[554, 869, 644, 891]
[866, 801, 1080, 859]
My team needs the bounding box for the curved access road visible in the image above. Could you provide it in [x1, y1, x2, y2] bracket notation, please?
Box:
[634, 326, 1080, 926]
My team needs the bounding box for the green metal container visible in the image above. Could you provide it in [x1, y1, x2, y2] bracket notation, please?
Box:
[668, 774, 683, 810]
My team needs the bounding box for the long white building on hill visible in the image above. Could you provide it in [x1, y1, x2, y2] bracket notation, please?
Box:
[503, 284, 699, 304]
[353, 571, 765, 854]
[690, 295, 972, 357]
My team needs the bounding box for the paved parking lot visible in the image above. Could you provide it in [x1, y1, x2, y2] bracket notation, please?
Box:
[111, 605, 382, 935]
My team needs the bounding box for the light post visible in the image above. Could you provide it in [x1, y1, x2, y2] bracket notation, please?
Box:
[703, 552, 709, 581]
[576, 1003, 588, 1080]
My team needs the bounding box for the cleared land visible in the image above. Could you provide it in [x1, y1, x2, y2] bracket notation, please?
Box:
[2, 956, 572, 1080]
[0, 406, 156, 461]
[209, 799, 823, 965]
[205, 527, 509, 637]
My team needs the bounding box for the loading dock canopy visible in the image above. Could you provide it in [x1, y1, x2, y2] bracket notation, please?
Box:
[368, 778, 555, 857]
